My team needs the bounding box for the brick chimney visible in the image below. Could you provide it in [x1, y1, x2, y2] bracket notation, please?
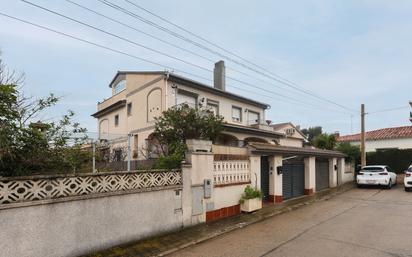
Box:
[214, 60, 225, 91]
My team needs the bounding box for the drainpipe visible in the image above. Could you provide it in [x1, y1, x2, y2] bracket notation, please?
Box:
[165, 71, 169, 108]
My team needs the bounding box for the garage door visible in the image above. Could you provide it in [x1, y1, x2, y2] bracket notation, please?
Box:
[283, 163, 305, 200]
[316, 160, 329, 191]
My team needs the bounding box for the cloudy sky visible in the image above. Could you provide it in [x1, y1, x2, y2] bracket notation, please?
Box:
[1, 0, 411, 135]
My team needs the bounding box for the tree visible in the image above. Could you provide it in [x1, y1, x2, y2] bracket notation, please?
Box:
[312, 133, 337, 150]
[152, 104, 224, 167]
[301, 126, 322, 144]
[0, 55, 89, 176]
[336, 142, 360, 163]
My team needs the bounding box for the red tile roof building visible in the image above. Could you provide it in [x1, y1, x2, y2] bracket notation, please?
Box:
[337, 126, 412, 142]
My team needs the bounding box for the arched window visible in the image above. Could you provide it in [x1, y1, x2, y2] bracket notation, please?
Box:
[114, 80, 126, 94]
[147, 88, 162, 122]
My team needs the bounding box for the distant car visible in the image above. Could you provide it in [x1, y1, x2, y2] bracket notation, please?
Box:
[404, 165, 412, 192]
[357, 165, 397, 189]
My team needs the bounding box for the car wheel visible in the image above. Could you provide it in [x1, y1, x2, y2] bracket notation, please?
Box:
[357, 184, 362, 188]
[386, 179, 392, 189]
[405, 187, 409, 192]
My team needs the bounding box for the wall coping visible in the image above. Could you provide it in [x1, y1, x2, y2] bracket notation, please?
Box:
[0, 169, 181, 182]
[0, 184, 183, 211]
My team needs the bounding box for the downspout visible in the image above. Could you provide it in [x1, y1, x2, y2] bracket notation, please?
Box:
[165, 71, 170, 109]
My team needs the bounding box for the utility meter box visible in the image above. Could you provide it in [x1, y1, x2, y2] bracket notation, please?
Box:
[204, 179, 212, 198]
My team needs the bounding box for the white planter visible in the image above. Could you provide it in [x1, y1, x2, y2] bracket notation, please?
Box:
[186, 139, 212, 153]
[240, 198, 262, 212]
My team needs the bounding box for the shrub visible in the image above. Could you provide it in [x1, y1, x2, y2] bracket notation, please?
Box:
[153, 154, 183, 169]
[239, 185, 262, 204]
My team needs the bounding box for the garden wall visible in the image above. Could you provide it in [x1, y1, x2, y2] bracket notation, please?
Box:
[0, 170, 183, 257]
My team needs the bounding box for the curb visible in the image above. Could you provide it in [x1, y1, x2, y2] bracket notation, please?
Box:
[157, 182, 355, 257]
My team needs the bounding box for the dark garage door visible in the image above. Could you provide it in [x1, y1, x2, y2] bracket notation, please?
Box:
[283, 163, 305, 200]
[316, 160, 329, 191]
[260, 156, 270, 201]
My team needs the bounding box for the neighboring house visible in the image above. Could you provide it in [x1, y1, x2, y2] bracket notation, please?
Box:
[337, 125, 412, 152]
[92, 61, 299, 159]
[271, 122, 307, 147]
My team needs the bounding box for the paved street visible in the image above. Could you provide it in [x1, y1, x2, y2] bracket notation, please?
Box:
[169, 185, 412, 257]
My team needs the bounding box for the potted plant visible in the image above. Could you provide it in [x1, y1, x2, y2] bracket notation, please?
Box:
[240, 185, 262, 212]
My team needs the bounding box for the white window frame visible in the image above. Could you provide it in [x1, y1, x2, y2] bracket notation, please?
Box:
[232, 106, 242, 122]
[114, 80, 126, 95]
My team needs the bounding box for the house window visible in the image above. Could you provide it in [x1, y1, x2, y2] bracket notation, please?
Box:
[127, 102, 132, 116]
[114, 80, 126, 94]
[248, 111, 260, 125]
[207, 100, 219, 115]
[114, 149, 123, 162]
[232, 106, 242, 122]
[176, 90, 197, 107]
[114, 114, 119, 126]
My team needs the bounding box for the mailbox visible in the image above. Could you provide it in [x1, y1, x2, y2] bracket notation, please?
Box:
[277, 166, 283, 175]
[204, 179, 212, 198]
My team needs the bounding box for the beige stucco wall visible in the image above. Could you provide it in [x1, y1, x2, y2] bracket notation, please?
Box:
[213, 185, 247, 210]
[348, 138, 412, 152]
[278, 137, 304, 147]
[165, 82, 266, 126]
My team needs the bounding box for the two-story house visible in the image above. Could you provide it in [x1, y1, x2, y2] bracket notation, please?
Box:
[92, 61, 349, 203]
[92, 61, 297, 159]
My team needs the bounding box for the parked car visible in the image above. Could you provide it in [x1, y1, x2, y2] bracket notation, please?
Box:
[404, 165, 412, 192]
[357, 165, 397, 189]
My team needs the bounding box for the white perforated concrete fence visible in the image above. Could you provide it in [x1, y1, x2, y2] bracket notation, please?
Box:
[0, 170, 183, 257]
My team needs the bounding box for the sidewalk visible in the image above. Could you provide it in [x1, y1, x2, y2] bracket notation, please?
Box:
[82, 182, 355, 257]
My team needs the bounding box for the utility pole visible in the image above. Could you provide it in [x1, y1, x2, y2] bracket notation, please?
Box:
[360, 104, 366, 167]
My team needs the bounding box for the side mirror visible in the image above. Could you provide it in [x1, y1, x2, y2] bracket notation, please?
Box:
[277, 166, 283, 175]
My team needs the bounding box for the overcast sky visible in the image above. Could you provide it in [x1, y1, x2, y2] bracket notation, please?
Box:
[1, 0, 411, 135]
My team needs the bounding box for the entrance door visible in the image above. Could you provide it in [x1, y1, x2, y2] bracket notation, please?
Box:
[260, 156, 270, 201]
[282, 163, 305, 200]
[316, 159, 329, 191]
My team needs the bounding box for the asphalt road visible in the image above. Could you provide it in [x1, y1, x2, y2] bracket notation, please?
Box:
[168, 185, 412, 257]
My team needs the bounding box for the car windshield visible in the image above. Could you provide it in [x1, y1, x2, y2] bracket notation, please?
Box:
[361, 167, 384, 172]
[408, 167, 412, 172]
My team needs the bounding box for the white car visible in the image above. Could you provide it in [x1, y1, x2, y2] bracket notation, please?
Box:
[404, 165, 412, 191]
[357, 165, 397, 189]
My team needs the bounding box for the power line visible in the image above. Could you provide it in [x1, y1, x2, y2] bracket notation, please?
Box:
[65, 0, 330, 105]
[367, 105, 410, 115]
[18, 0, 350, 114]
[98, 0, 357, 113]
[0, 12, 350, 115]
[20, 0, 211, 73]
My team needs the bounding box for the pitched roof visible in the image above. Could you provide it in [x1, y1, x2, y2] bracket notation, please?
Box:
[337, 126, 412, 142]
[248, 142, 346, 158]
[107, 71, 270, 109]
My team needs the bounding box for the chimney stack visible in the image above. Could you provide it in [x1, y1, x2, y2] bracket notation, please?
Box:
[214, 60, 225, 91]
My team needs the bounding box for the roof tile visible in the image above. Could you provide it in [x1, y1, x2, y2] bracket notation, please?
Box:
[337, 126, 412, 142]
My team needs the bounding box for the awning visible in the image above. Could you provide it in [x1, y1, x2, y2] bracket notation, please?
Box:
[249, 142, 346, 158]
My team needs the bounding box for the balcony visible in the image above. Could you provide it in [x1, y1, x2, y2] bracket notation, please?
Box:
[247, 119, 274, 132]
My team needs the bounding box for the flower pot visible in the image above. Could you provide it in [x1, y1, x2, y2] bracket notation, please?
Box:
[186, 139, 212, 153]
[240, 197, 262, 212]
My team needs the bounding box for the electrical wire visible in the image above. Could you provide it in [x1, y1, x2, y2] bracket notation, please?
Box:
[0, 11, 351, 115]
[18, 0, 351, 114]
[100, 0, 357, 113]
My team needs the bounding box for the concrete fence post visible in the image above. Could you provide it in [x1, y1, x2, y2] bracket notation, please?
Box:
[329, 158, 338, 188]
[304, 156, 316, 195]
[181, 140, 214, 227]
[269, 155, 283, 203]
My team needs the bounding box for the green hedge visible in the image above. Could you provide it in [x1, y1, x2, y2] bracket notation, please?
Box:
[366, 149, 412, 173]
